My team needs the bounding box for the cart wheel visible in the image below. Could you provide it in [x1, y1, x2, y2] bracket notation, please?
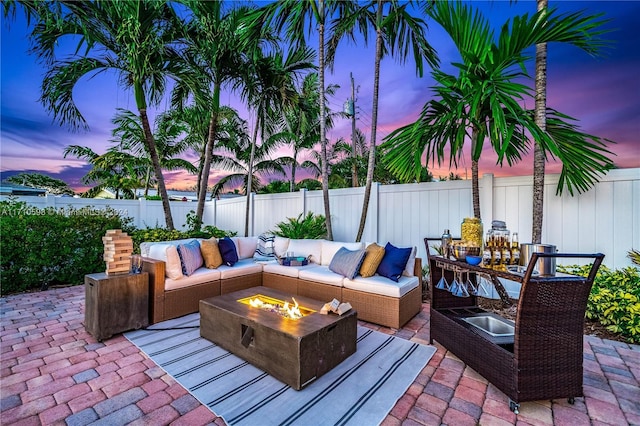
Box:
[568, 397, 575, 405]
[509, 400, 520, 414]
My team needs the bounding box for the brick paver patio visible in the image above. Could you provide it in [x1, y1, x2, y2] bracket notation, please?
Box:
[1, 285, 639, 425]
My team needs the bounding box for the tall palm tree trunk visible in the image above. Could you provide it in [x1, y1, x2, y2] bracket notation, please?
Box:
[196, 83, 221, 225]
[471, 125, 481, 220]
[291, 147, 299, 192]
[532, 0, 548, 244]
[355, 1, 383, 242]
[245, 117, 260, 237]
[318, 0, 333, 241]
[139, 107, 174, 230]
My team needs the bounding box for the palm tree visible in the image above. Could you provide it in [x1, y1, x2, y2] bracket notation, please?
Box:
[381, 1, 613, 219]
[239, 46, 316, 236]
[256, 0, 358, 240]
[327, 0, 439, 241]
[63, 145, 143, 199]
[208, 113, 292, 202]
[29, 1, 183, 228]
[110, 109, 198, 197]
[172, 2, 258, 226]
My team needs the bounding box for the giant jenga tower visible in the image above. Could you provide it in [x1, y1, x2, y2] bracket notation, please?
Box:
[102, 229, 133, 275]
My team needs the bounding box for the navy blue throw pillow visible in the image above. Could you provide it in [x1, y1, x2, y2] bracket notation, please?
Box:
[218, 237, 238, 266]
[376, 242, 412, 282]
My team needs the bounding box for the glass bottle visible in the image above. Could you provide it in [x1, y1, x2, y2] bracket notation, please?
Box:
[511, 232, 521, 266]
[482, 231, 493, 268]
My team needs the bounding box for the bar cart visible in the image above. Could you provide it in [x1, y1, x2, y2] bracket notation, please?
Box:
[425, 240, 604, 413]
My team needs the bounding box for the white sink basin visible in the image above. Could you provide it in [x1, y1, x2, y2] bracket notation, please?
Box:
[462, 316, 515, 337]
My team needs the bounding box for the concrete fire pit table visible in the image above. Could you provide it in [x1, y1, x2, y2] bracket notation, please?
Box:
[199, 286, 357, 390]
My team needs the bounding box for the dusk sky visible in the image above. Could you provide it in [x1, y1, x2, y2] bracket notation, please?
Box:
[1, 1, 639, 192]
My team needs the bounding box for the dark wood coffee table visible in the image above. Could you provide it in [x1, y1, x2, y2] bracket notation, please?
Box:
[199, 286, 357, 390]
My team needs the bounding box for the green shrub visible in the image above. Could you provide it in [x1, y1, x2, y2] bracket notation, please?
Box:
[558, 264, 640, 343]
[271, 212, 327, 239]
[130, 225, 234, 253]
[0, 199, 134, 294]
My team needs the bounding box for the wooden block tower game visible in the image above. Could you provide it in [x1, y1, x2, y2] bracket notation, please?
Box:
[103, 229, 133, 275]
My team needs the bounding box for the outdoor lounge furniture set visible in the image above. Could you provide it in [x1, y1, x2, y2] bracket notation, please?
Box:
[140, 236, 423, 329]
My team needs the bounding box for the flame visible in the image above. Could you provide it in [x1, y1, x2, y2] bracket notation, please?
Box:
[245, 296, 305, 319]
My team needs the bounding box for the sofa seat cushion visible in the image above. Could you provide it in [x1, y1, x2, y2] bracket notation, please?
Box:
[262, 262, 320, 278]
[343, 274, 419, 298]
[298, 266, 344, 287]
[218, 258, 263, 279]
[165, 267, 220, 291]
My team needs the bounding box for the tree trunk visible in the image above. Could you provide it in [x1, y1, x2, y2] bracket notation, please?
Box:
[196, 82, 221, 226]
[245, 115, 260, 237]
[318, 0, 333, 240]
[291, 147, 298, 192]
[532, 0, 548, 244]
[139, 107, 174, 230]
[355, 1, 383, 242]
[472, 159, 480, 219]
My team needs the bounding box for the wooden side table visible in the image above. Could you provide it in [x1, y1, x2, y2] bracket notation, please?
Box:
[84, 272, 149, 341]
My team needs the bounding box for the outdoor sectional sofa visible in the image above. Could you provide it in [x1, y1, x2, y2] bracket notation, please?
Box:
[140, 236, 423, 329]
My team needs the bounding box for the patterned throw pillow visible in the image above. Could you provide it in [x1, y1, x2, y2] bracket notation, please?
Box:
[376, 242, 412, 282]
[359, 243, 386, 277]
[254, 233, 277, 261]
[218, 237, 239, 266]
[177, 240, 203, 276]
[328, 247, 366, 279]
[200, 238, 223, 269]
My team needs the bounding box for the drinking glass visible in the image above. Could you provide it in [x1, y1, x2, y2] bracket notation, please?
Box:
[435, 263, 449, 291]
[450, 271, 469, 297]
[476, 273, 492, 297]
[130, 254, 142, 274]
[465, 272, 479, 296]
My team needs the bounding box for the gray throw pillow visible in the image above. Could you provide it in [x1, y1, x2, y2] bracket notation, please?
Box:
[329, 247, 366, 279]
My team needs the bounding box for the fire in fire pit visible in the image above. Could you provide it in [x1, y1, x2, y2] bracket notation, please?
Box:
[238, 294, 315, 320]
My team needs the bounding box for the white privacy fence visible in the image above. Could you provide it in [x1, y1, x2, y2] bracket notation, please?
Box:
[3, 168, 638, 270]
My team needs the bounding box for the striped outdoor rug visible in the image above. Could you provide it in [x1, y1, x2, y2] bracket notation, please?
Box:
[125, 313, 435, 426]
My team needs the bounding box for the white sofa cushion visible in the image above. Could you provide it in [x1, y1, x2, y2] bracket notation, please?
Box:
[141, 238, 199, 257]
[165, 267, 220, 291]
[343, 274, 419, 298]
[232, 236, 259, 260]
[298, 266, 344, 287]
[320, 240, 364, 266]
[262, 262, 320, 278]
[148, 243, 184, 280]
[287, 239, 323, 264]
[218, 258, 263, 279]
[274, 236, 290, 258]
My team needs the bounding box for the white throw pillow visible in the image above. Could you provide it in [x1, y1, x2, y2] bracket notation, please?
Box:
[274, 236, 290, 258]
[234, 236, 259, 259]
[403, 246, 418, 277]
[148, 243, 184, 280]
[321, 240, 364, 266]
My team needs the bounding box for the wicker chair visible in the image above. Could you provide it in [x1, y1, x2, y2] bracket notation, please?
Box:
[425, 238, 604, 413]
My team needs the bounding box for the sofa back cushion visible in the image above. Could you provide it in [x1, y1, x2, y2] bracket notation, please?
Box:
[274, 236, 290, 258]
[148, 243, 184, 280]
[359, 243, 386, 277]
[376, 242, 413, 282]
[320, 240, 364, 266]
[287, 239, 323, 264]
[200, 238, 223, 269]
[218, 237, 239, 266]
[177, 240, 203, 276]
[232, 236, 259, 259]
[328, 247, 366, 279]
